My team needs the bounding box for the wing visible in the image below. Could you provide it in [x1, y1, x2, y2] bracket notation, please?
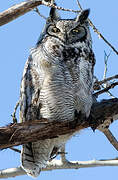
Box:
[19, 54, 43, 177]
[20, 54, 41, 123]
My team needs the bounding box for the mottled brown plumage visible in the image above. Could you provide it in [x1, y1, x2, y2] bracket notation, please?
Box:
[20, 8, 95, 177]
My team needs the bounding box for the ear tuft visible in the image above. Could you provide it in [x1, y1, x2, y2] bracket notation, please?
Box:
[76, 9, 90, 24]
[49, 3, 60, 21]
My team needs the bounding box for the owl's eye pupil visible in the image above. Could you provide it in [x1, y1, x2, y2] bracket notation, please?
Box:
[52, 27, 60, 33]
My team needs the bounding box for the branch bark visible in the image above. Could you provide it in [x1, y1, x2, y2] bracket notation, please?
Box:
[0, 0, 79, 27]
[93, 82, 118, 96]
[95, 74, 118, 86]
[0, 0, 42, 26]
[1, 159, 118, 178]
[0, 98, 118, 150]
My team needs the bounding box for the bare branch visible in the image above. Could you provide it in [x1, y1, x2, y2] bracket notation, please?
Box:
[76, 0, 118, 55]
[94, 82, 118, 96]
[11, 101, 19, 123]
[101, 51, 115, 98]
[88, 19, 118, 55]
[94, 74, 118, 86]
[9, 147, 21, 153]
[0, 167, 25, 179]
[103, 51, 111, 81]
[34, 7, 47, 20]
[99, 129, 118, 151]
[0, 0, 80, 27]
[1, 159, 118, 178]
[0, 98, 118, 149]
[101, 84, 116, 98]
[0, 1, 42, 26]
[42, 1, 80, 13]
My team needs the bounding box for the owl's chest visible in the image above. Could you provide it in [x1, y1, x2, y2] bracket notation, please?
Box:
[35, 42, 93, 120]
[39, 70, 75, 121]
[40, 42, 92, 88]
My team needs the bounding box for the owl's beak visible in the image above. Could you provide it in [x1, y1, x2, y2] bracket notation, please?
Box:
[61, 32, 68, 44]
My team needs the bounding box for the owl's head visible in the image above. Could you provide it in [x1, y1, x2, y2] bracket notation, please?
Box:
[37, 7, 91, 45]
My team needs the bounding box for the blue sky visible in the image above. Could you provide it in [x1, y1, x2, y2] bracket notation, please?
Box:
[0, 0, 118, 180]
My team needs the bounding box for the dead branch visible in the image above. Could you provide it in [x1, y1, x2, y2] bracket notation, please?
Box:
[11, 101, 19, 123]
[0, 0, 80, 27]
[34, 7, 47, 20]
[0, 1, 42, 26]
[88, 19, 118, 55]
[93, 82, 118, 96]
[99, 129, 118, 151]
[0, 98, 118, 150]
[9, 147, 21, 153]
[94, 74, 118, 87]
[101, 51, 115, 98]
[1, 159, 118, 178]
[42, 1, 80, 13]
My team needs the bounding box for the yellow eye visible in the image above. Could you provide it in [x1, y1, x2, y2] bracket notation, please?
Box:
[72, 29, 79, 33]
[72, 28, 81, 34]
[51, 27, 60, 33]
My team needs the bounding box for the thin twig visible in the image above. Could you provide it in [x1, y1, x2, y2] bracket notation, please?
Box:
[0, 0, 80, 27]
[102, 51, 115, 98]
[95, 74, 118, 86]
[103, 51, 111, 81]
[9, 147, 21, 153]
[42, 1, 80, 13]
[34, 7, 47, 20]
[88, 19, 118, 55]
[76, 0, 82, 10]
[101, 84, 115, 98]
[94, 82, 118, 96]
[11, 101, 19, 123]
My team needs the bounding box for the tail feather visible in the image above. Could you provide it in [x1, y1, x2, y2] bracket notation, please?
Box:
[21, 140, 54, 177]
[21, 143, 41, 177]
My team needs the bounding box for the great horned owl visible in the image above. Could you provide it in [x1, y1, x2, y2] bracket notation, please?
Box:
[20, 7, 95, 177]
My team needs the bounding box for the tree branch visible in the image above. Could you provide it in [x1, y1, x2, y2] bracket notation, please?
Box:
[9, 147, 21, 153]
[11, 100, 19, 123]
[1, 159, 118, 178]
[0, 1, 42, 26]
[88, 19, 118, 55]
[94, 74, 118, 87]
[0, 98, 118, 150]
[93, 82, 118, 96]
[0, 0, 80, 27]
[98, 128, 118, 151]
